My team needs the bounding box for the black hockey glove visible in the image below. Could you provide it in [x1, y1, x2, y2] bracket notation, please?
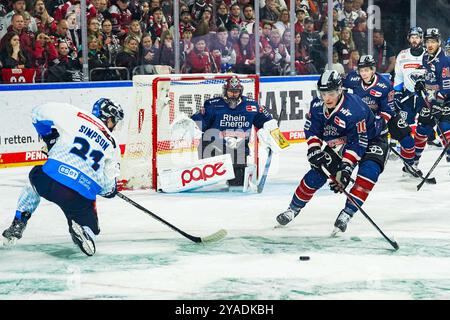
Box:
[41, 128, 60, 155]
[393, 91, 404, 113]
[307, 146, 327, 170]
[329, 162, 353, 193]
[414, 79, 426, 95]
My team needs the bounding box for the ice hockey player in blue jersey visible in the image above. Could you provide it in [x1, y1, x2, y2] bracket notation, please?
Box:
[2, 98, 124, 256]
[191, 76, 289, 188]
[344, 55, 419, 177]
[276, 70, 389, 234]
[413, 28, 450, 166]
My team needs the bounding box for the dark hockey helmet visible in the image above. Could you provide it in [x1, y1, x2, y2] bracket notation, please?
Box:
[408, 26, 423, 39]
[357, 54, 376, 69]
[317, 70, 342, 92]
[92, 98, 124, 125]
[223, 76, 243, 96]
[445, 37, 450, 50]
[424, 28, 441, 42]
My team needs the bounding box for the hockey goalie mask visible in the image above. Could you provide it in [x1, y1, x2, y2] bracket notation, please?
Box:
[223, 76, 243, 109]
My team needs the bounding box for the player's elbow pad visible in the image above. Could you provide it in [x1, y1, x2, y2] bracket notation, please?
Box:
[257, 119, 290, 153]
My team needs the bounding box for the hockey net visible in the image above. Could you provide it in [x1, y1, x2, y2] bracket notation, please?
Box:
[119, 73, 260, 190]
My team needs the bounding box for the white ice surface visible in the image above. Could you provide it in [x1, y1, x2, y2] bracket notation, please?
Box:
[1, 143, 450, 299]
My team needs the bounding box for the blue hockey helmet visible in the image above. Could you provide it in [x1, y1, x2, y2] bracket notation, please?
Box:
[92, 98, 124, 125]
[317, 70, 342, 92]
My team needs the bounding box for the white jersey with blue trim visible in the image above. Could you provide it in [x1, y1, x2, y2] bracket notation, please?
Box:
[393, 48, 425, 93]
[32, 103, 120, 200]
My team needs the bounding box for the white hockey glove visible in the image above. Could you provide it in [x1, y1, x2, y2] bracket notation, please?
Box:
[257, 119, 290, 153]
[224, 136, 244, 149]
[171, 115, 203, 141]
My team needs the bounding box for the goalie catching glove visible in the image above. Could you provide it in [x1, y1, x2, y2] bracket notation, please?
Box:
[257, 119, 290, 152]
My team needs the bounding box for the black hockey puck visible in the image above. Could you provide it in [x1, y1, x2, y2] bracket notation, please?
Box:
[299, 256, 310, 261]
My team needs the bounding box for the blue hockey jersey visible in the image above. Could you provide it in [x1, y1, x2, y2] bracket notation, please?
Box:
[305, 92, 384, 166]
[192, 96, 272, 155]
[423, 48, 450, 102]
[343, 70, 396, 122]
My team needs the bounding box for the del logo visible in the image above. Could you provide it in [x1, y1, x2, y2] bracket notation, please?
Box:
[181, 162, 226, 186]
[370, 89, 382, 97]
[58, 165, 79, 180]
[334, 116, 346, 128]
[246, 105, 257, 112]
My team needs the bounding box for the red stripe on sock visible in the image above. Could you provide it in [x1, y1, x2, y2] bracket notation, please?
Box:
[354, 175, 375, 191]
[350, 185, 370, 202]
[400, 146, 415, 160]
[295, 179, 317, 202]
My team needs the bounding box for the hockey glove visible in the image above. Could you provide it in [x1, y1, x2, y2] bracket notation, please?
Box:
[41, 128, 59, 155]
[393, 91, 404, 113]
[414, 79, 426, 95]
[101, 182, 118, 199]
[329, 162, 353, 193]
[307, 146, 327, 170]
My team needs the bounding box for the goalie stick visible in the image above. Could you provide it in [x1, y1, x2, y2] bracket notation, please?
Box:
[321, 166, 399, 251]
[117, 192, 227, 243]
[257, 108, 285, 193]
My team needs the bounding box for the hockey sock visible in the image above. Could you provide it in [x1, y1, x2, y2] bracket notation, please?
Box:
[399, 135, 415, 165]
[290, 170, 326, 209]
[16, 182, 41, 218]
[345, 161, 379, 213]
[414, 126, 433, 161]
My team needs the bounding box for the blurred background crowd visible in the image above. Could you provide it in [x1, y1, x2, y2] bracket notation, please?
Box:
[0, 0, 448, 83]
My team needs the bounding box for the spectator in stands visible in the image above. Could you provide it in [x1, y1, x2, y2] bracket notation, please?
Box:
[302, 17, 321, 54]
[294, 31, 317, 75]
[194, 5, 216, 38]
[338, 0, 358, 29]
[87, 17, 103, 46]
[101, 18, 121, 65]
[228, 24, 240, 46]
[1, 0, 37, 39]
[139, 1, 152, 31]
[352, 16, 367, 55]
[310, 33, 328, 73]
[96, 0, 112, 25]
[156, 30, 173, 68]
[0, 31, 30, 68]
[216, 2, 229, 30]
[261, 0, 281, 23]
[268, 28, 290, 75]
[5, 13, 34, 58]
[274, 8, 290, 36]
[32, 32, 59, 81]
[128, 19, 143, 42]
[33, 0, 56, 35]
[190, 0, 210, 23]
[180, 28, 194, 67]
[46, 40, 82, 82]
[319, 18, 339, 45]
[210, 26, 236, 73]
[260, 20, 273, 49]
[147, 7, 167, 42]
[226, 3, 242, 31]
[324, 50, 345, 74]
[352, 0, 367, 19]
[233, 30, 255, 74]
[65, 12, 81, 52]
[346, 48, 359, 72]
[372, 28, 395, 73]
[79, 35, 111, 81]
[241, 4, 255, 34]
[109, 0, 132, 38]
[138, 32, 157, 66]
[183, 36, 217, 74]
[54, 0, 96, 22]
[333, 26, 355, 70]
[174, 8, 196, 38]
[115, 35, 139, 77]
[51, 19, 77, 58]
[294, 7, 307, 34]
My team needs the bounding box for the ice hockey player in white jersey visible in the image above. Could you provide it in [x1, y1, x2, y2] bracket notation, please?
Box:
[2, 98, 124, 256]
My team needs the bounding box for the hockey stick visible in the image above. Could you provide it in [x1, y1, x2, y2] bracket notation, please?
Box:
[417, 142, 450, 191]
[117, 192, 227, 243]
[257, 108, 285, 193]
[321, 166, 399, 251]
[389, 146, 436, 184]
